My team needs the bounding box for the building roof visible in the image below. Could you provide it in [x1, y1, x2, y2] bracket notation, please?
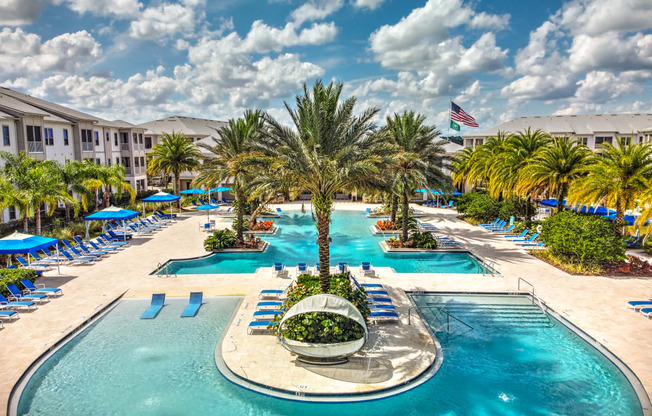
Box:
[464, 113, 652, 138]
[138, 115, 227, 137]
[0, 92, 51, 117]
[96, 119, 138, 129]
[0, 87, 99, 123]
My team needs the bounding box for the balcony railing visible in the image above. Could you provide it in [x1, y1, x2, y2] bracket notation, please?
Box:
[124, 167, 132, 175]
[121, 143, 130, 151]
[82, 142, 94, 152]
[27, 141, 44, 153]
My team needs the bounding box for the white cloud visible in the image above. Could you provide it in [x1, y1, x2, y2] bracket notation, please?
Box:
[513, 21, 561, 76]
[291, 0, 344, 26]
[53, 0, 143, 19]
[455, 80, 481, 103]
[129, 3, 197, 39]
[573, 71, 641, 103]
[240, 21, 337, 53]
[457, 33, 507, 73]
[501, 74, 577, 101]
[469, 12, 510, 30]
[351, 0, 386, 10]
[0, 28, 102, 82]
[568, 32, 652, 73]
[0, 0, 45, 26]
[556, 0, 652, 36]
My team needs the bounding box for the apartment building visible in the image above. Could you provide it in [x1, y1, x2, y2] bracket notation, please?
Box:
[0, 87, 148, 223]
[462, 113, 652, 150]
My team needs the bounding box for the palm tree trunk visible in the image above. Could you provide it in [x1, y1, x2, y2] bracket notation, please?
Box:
[235, 183, 245, 242]
[401, 192, 409, 242]
[615, 194, 624, 232]
[390, 193, 398, 224]
[65, 204, 71, 220]
[23, 213, 28, 233]
[103, 186, 110, 208]
[35, 205, 42, 235]
[248, 200, 266, 229]
[175, 173, 181, 210]
[556, 191, 565, 214]
[314, 195, 332, 293]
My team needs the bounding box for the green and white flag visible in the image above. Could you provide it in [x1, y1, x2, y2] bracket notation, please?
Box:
[450, 119, 460, 131]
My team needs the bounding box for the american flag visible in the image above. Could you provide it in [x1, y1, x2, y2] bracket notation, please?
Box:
[451, 102, 479, 127]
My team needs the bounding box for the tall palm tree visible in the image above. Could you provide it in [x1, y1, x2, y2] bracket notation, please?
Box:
[491, 128, 550, 218]
[58, 160, 93, 219]
[260, 80, 394, 292]
[384, 111, 449, 241]
[84, 163, 136, 209]
[451, 132, 508, 191]
[517, 137, 594, 213]
[0, 151, 35, 231]
[570, 138, 652, 229]
[194, 110, 265, 241]
[147, 132, 202, 203]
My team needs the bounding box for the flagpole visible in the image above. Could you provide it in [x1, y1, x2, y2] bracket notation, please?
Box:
[448, 98, 451, 136]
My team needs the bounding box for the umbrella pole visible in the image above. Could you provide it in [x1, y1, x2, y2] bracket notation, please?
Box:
[123, 219, 126, 242]
[56, 245, 60, 275]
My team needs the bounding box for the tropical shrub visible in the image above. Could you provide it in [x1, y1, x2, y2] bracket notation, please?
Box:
[456, 191, 533, 223]
[203, 229, 237, 251]
[0, 268, 37, 297]
[540, 211, 625, 266]
[274, 273, 369, 343]
[413, 232, 438, 249]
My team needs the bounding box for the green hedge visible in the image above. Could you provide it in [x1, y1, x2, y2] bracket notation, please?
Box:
[456, 191, 533, 223]
[540, 211, 625, 266]
[274, 273, 369, 343]
[204, 229, 237, 251]
[0, 268, 37, 297]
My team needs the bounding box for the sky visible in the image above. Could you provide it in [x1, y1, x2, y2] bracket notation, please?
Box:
[0, 0, 651, 134]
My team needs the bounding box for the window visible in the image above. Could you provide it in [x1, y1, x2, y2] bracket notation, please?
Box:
[134, 157, 140, 168]
[133, 132, 137, 143]
[81, 129, 93, 152]
[116, 157, 120, 165]
[145, 136, 152, 149]
[623, 137, 631, 145]
[2, 125, 9, 146]
[595, 136, 613, 146]
[106, 132, 110, 142]
[8, 206, 16, 221]
[96, 158, 101, 165]
[464, 139, 473, 148]
[94, 131, 99, 146]
[44, 128, 54, 145]
[140, 156, 145, 168]
[114, 132, 118, 146]
[474, 138, 484, 147]
[26, 125, 43, 153]
[107, 159, 111, 166]
[578, 137, 588, 146]
[138, 133, 143, 144]
[63, 129, 69, 145]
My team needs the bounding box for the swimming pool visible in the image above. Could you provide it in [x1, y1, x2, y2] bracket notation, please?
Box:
[15, 295, 647, 415]
[166, 210, 486, 274]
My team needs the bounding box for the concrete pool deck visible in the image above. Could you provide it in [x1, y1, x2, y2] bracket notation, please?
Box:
[1, 202, 651, 414]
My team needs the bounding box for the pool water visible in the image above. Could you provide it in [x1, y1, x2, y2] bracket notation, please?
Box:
[168, 210, 485, 274]
[17, 295, 645, 415]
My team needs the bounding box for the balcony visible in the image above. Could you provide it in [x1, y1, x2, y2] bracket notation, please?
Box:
[121, 143, 130, 151]
[82, 142, 94, 152]
[27, 141, 44, 153]
[124, 167, 132, 175]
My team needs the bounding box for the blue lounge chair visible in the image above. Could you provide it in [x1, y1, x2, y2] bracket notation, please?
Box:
[627, 300, 652, 310]
[443, 200, 455, 208]
[253, 310, 283, 320]
[181, 292, 203, 317]
[513, 233, 538, 243]
[641, 308, 652, 318]
[21, 279, 63, 296]
[141, 294, 165, 319]
[42, 247, 64, 260]
[73, 237, 109, 256]
[489, 222, 510, 232]
[352, 275, 383, 288]
[0, 293, 36, 310]
[364, 208, 371, 215]
[192, 200, 199, 207]
[221, 197, 232, 205]
[521, 241, 544, 248]
[505, 230, 528, 239]
[276, 207, 283, 214]
[370, 311, 399, 321]
[30, 250, 60, 264]
[211, 198, 218, 205]
[360, 262, 377, 277]
[296, 262, 308, 273]
[88, 240, 117, 252]
[0, 309, 18, 320]
[101, 233, 130, 244]
[272, 263, 286, 277]
[108, 230, 133, 241]
[6, 283, 48, 303]
[247, 320, 277, 334]
[484, 220, 506, 230]
[256, 301, 283, 310]
[62, 250, 95, 264]
[369, 297, 393, 304]
[69, 246, 102, 259]
[480, 218, 500, 227]
[337, 262, 348, 273]
[156, 210, 176, 219]
[16, 256, 51, 270]
[492, 224, 515, 233]
[369, 304, 395, 310]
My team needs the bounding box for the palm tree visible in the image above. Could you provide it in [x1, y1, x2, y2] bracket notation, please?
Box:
[570, 138, 652, 229]
[491, 128, 550, 218]
[0, 152, 35, 231]
[147, 132, 202, 203]
[58, 160, 93, 219]
[451, 132, 508, 191]
[260, 80, 393, 292]
[194, 110, 265, 241]
[84, 163, 136, 209]
[384, 111, 449, 241]
[517, 137, 594, 213]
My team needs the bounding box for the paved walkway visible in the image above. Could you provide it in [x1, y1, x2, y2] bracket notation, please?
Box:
[1, 203, 651, 414]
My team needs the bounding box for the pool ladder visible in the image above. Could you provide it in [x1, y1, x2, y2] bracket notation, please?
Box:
[156, 262, 177, 278]
[408, 306, 474, 333]
[475, 255, 496, 276]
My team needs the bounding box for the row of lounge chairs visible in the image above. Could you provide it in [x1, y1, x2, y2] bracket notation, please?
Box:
[140, 292, 203, 319]
[271, 262, 377, 278]
[626, 299, 652, 318]
[481, 218, 544, 248]
[423, 200, 455, 209]
[248, 268, 398, 334]
[0, 280, 63, 326]
[415, 220, 462, 248]
[107, 211, 175, 237]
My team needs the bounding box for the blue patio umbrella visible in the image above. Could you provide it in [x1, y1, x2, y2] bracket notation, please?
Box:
[180, 188, 205, 194]
[592, 206, 616, 216]
[85, 206, 140, 241]
[538, 198, 566, 208]
[452, 191, 463, 196]
[142, 191, 181, 216]
[196, 204, 220, 221]
[0, 232, 60, 273]
[209, 186, 232, 193]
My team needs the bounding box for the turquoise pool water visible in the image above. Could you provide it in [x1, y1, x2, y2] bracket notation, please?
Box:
[17, 295, 645, 415]
[168, 210, 485, 274]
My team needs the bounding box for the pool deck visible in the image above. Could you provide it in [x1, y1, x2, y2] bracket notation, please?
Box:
[1, 203, 651, 414]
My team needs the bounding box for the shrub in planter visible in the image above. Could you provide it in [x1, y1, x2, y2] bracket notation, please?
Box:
[413, 232, 437, 249]
[204, 229, 237, 251]
[540, 211, 625, 266]
[274, 273, 369, 343]
[0, 268, 37, 297]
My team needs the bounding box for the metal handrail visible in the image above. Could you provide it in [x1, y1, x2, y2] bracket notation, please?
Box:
[474, 254, 496, 276]
[517, 277, 551, 324]
[411, 305, 474, 332]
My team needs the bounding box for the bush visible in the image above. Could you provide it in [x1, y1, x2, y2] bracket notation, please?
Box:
[204, 229, 237, 251]
[0, 268, 37, 297]
[413, 232, 438, 249]
[540, 211, 625, 266]
[456, 191, 535, 223]
[274, 273, 369, 343]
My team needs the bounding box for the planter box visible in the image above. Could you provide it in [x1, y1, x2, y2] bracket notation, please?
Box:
[369, 225, 401, 235]
[213, 241, 270, 253]
[378, 240, 463, 253]
[243, 226, 278, 235]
